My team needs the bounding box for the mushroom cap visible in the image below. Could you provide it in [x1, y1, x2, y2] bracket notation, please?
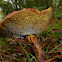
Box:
[0, 7, 52, 38]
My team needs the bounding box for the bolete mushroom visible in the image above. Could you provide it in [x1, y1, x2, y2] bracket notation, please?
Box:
[0, 7, 52, 62]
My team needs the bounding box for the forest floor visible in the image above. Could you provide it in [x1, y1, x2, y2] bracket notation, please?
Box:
[0, 19, 62, 62]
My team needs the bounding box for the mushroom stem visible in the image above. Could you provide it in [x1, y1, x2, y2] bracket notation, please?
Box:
[27, 35, 47, 62]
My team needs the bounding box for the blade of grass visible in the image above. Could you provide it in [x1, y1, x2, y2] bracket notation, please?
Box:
[49, 28, 55, 36]
[3, 38, 22, 61]
[29, 53, 39, 62]
[18, 42, 32, 62]
[50, 43, 62, 52]
[24, 43, 28, 48]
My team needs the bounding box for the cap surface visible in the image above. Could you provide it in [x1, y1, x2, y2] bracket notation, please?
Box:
[0, 7, 52, 38]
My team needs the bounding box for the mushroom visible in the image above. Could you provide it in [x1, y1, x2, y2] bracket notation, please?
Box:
[0, 7, 52, 62]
